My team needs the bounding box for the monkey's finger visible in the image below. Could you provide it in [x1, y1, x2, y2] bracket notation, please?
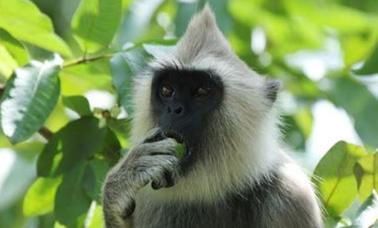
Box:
[151, 169, 175, 190]
[143, 127, 166, 143]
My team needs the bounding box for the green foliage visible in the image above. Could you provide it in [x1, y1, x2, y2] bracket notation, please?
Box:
[62, 96, 92, 116]
[0, 56, 61, 143]
[0, 0, 377, 227]
[71, 0, 122, 54]
[314, 141, 366, 216]
[0, 0, 71, 56]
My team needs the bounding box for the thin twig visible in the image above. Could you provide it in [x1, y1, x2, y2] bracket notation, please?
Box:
[0, 83, 4, 97]
[63, 53, 113, 68]
[38, 126, 54, 140]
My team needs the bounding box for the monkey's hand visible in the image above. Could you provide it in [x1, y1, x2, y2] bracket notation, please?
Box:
[102, 137, 181, 228]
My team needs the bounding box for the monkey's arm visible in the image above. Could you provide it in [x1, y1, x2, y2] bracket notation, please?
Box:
[102, 138, 181, 228]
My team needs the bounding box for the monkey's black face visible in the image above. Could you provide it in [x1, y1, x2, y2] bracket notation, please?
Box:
[151, 67, 224, 157]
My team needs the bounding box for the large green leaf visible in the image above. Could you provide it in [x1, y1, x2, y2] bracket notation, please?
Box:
[58, 117, 107, 172]
[37, 117, 121, 176]
[355, 152, 378, 201]
[328, 77, 378, 149]
[0, 55, 62, 144]
[313, 141, 367, 216]
[71, 0, 122, 54]
[0, 0, 71, 56]
[55, 163, 91, 227]
[23, 176, 62, 216]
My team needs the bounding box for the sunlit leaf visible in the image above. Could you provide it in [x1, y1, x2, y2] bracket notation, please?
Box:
[0, 55, 62, 144]
[23, 176, 62, 216]
[0, 44, 17, 78]
[313, 141, 367, 216]
[0, 0, 71, 56]
[87, 204, 104, 228]
[0, 29, 28, 66]
[61, 59, 112, 95]
[71, 0, 122, 53]
[355, 152, 378, 201]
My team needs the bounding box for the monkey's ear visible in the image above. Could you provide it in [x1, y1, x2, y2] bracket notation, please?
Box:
[176, 4, 232, 63]
[265, 80, 281, 103]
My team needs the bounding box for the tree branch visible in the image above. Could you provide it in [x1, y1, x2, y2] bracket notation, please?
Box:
[63, 53, 113, 68]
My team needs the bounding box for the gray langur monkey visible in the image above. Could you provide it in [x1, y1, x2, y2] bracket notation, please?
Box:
[102, 6, 323, 228]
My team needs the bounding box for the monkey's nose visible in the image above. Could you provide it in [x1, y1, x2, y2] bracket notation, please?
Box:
[167, 104, 184, 116]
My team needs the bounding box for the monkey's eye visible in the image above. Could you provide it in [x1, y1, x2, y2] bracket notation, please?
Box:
[195, 87, 209, 98]
[160, 85, 174, 98]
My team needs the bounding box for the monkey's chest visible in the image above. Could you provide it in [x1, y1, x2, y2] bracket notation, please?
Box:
[132, 196, 264, 228]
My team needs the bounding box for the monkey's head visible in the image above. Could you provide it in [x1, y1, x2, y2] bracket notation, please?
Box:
[132, 6, 281, 199]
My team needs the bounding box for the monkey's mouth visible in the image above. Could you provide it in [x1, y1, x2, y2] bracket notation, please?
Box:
[163, 130, 184, 144]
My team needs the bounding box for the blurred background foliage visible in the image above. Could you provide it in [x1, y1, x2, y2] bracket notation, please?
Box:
[0, 0, 378, 227]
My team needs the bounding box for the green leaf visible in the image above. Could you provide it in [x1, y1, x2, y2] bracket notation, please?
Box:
[351, 190, 378, 228]
[106, 117, 131, 148]
[0, 44, 17, 78]
[327, 77, 378, 149]
[354, 43, 378, 76]
[23, 176, 62, 216]
[0, 29, 28, 66]
[114, 0, 164, 47]
[37, 133, 63, 177]
[60, 59, 112, 95]
[110, 47, 148, 116]
[38, 117, 120, 178]
[355, 152, 378, 201]
[71, 0, 122, 54]
[110, 43, 174, 117]
[58, 117, 107, 172]
[313, 141, 367, 216]
[0, 0, 71, 56]
[87, 204, 104, 228]
[82, 159, 109, 202]
[175, 1, 197, 37]
[0, 55, 62, 144]
[62, 96, 92, 116]
[55, 163, 91, 227]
